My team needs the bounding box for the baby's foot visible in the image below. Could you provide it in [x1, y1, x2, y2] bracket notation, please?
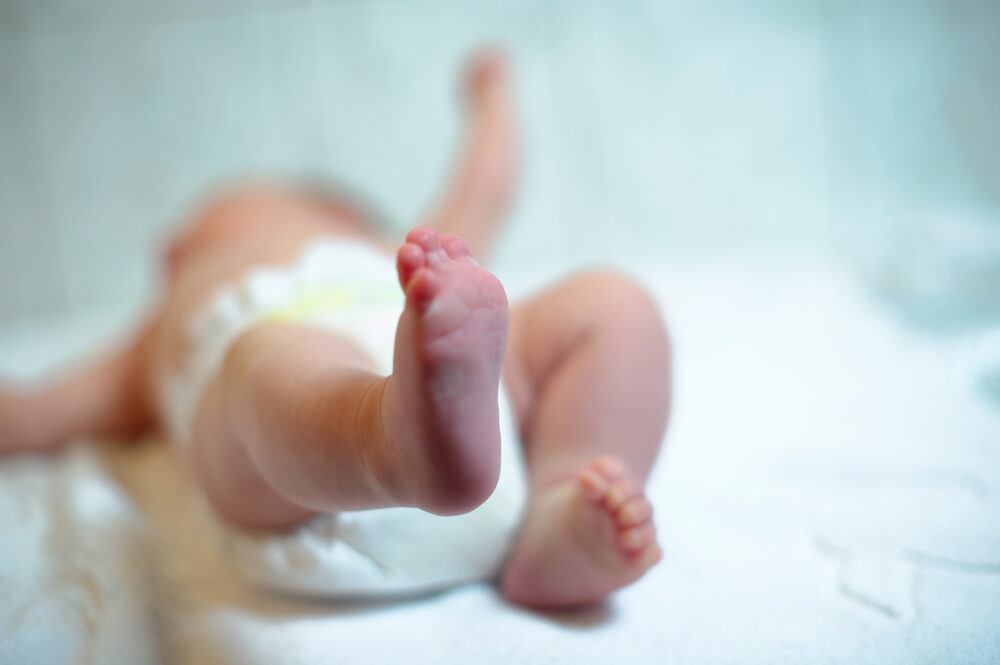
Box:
[380, 226, 509, 515]
[500, 456, 662, 609]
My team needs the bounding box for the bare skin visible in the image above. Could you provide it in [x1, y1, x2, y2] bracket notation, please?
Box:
[0, 50, 670, 609]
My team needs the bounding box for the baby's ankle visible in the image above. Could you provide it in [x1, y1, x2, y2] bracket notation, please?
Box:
[373, 377, 499, 516]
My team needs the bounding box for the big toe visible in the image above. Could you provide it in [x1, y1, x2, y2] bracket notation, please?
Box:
[405, 226, 444, 261]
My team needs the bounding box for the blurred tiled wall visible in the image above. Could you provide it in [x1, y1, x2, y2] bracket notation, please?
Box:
[0, 0, 998, 325]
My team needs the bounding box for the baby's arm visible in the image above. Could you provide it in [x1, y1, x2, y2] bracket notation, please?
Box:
[424, 48, 516, 262]
[0, 320, 156, 454]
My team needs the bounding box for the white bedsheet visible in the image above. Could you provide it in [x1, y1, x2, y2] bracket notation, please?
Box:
[2, 255, 998, 664]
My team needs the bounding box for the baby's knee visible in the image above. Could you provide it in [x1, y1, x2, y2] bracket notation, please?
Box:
[579, 271, 672, 376]
[578, 270, 667, 336]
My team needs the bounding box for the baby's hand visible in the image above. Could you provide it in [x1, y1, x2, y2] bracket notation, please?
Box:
[0, 386, 43, 454]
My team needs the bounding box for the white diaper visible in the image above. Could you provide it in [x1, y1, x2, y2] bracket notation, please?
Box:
[161, 238, 527, 597]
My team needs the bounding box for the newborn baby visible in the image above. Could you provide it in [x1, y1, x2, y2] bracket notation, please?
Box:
[0, 50, 670, 609]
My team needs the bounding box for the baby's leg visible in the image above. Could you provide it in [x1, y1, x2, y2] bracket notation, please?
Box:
[187, 228, 509, 529]
[500, 271, 671, 608]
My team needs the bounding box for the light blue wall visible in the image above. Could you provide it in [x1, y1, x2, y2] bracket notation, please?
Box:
[0, 0, 997, 326]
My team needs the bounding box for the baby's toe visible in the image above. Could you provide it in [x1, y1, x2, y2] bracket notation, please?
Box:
[635, 543, 663, 570]
[406, 268, 440, 308]
[408, 226, 445, 256]
[616, 495, 652, 527]
[397, 242, 426, 288]
[578, 466, 610, 501]
[603, 477, 641, 511]
[591, 456, 626, 478]
[439, 235, 476, 263]
[620, 523, 656, 552]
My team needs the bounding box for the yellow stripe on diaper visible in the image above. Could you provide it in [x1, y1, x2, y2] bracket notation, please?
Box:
[266, 280, 399, 322]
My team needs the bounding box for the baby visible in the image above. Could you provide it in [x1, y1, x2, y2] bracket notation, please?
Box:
[0, 50, 670, 609]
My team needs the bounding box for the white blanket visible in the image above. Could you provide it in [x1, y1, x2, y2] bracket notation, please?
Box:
[2, 255, 998, 664]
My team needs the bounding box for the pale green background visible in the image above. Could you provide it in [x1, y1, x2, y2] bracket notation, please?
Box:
[0, 0, 997, 328]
